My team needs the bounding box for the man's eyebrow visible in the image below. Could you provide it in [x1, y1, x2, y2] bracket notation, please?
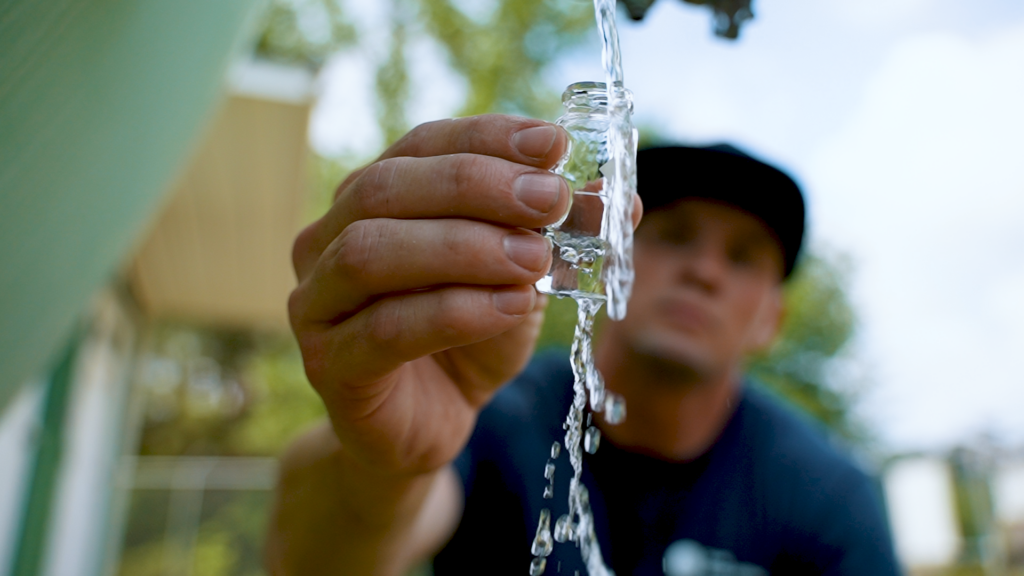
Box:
[734, 225, 776, 247]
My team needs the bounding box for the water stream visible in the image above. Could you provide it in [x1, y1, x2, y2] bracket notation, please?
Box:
[529, 1, 637, 574]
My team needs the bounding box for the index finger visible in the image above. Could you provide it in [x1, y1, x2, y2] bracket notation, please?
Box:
[382, 114, 568, 167]
[334, 115, 568, 198]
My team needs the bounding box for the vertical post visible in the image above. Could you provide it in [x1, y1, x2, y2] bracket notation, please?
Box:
[10, 329, 81, 576]
[98, 311, 150, 576]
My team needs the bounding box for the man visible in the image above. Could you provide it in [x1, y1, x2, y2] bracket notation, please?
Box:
[267, 115, 900, 576]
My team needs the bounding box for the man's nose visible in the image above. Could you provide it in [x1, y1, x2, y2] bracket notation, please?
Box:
[678, 240, 727, 292]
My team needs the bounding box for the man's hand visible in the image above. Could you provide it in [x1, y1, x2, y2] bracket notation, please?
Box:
[269, 115, 643, 576]
[288, 114, 570, 476]
[271, 115, 570, 576]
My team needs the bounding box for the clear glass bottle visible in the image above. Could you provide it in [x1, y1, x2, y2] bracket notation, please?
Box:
[536, 81, 636, 312]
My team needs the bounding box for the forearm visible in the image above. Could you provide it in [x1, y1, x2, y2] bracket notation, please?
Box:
[266, 422, 461, 576]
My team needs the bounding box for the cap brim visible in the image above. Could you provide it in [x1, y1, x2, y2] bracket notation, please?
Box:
[637, 145, 806, 278]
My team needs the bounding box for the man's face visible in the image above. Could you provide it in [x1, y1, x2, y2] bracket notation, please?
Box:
[613, 199, 785, 379]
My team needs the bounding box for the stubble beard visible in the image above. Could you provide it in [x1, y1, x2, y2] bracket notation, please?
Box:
[625, 331, 725, 389]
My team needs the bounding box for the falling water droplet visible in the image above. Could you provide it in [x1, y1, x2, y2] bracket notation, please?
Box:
[532, 509, 554, 557]
[530, 557, 547, 576]
[544, 462, 556, 480]
[543, 485, 554, 499]
[579, 484, 590, 510]
[586, 412, 593, 426]
[604, 392, 626, 424]
[551, 441, 562, 459]
[554, 514, 573, 543]
[590, 386, 606, 413]
[588, 370, 606, 413]
[584, 426, 601, 454]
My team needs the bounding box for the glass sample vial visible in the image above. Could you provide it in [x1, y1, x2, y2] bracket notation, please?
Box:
[536, 81, 636, 306]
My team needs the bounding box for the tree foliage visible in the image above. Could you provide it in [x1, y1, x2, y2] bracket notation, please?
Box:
[376, 14, 412, 145]
[746, 252, 864, 443]
[136, 327, 325, 458]
[256, 0, 597, 143]
[417, 0, 594, 117]
[255, 0, 357, 68]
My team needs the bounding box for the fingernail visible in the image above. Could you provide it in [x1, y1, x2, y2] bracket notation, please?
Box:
[512, 125, 558, 158]
[504, 234, 550, 272]
[514, 173, 563, 213]
[493, 289, 534, 316]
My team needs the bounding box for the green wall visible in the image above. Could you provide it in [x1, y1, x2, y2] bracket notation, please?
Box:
[0, 0, 264, 410]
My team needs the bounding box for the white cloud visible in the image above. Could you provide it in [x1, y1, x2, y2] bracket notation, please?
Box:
[404, 35, 467, 126]
[309, 15, 466, 158]
[309, 52, 382, 157]
[833, 0, 935, 28]
[809, 23, 1024, 449]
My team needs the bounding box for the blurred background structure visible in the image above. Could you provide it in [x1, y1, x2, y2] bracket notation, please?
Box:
[1, 0, 1024, 575]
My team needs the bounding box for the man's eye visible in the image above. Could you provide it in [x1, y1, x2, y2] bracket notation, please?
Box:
[728, 246, 758, 266]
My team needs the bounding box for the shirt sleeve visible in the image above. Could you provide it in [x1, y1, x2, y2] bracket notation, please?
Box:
[819, 470, 904, 576]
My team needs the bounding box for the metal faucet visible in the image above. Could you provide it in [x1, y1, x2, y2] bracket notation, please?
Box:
[618, 0, 754, 40]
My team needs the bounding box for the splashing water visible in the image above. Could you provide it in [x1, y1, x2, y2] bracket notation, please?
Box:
[594, 0, 637, 322]
[562, 297, 616, 576]
[530, 1, 636, 575]
[584, 426, 601, 454]
[533, 508, 554, 557]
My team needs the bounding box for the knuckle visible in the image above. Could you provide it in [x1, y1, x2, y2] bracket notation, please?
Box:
[434, 290, 481, 339]
[334, 167, 365, 202]
[286, 286, 306, 328]
[452, 223, 493, 269]
[294, 332, 330, 391]
[463, 114, 518, 147]
[365, 301, 405, 350]
[291, 220, 321, 279]
[328, 220, 383, 287]
[349, 159, 400, 216]
[399, 119, 446, 154]
[408, 118, 442, 138]
[456, 116, 487, 150]
[440, 221, 463, 257]
[449, 153, 491, 199]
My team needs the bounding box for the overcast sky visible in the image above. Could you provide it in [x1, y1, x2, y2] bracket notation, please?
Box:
[311, 0, 1024, 452]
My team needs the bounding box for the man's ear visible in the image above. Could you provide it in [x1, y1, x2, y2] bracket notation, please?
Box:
[747, 287, 785, 353]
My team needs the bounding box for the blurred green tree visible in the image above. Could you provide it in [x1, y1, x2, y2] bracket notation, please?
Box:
[417, 0, 594, 117]
[136, 328, 325, 457]
[377, 12, 411, 145]
[255, 0, 357, 68]
[746, 252, 864, 444]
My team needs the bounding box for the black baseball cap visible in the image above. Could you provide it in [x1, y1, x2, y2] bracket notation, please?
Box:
[636, 144, 806, 278]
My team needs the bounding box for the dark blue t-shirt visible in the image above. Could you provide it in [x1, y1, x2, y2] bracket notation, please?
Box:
[434, 352, 901, 575]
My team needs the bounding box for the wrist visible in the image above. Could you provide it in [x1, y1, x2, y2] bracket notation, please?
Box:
[281, 422, 440, 530]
